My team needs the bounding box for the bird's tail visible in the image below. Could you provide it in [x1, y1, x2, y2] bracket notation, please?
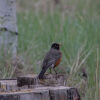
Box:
[38, 67, 47, 79]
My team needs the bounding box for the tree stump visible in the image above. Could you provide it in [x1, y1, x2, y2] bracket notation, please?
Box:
[0, 74, 81, 100]
[17, 74, 67, 87]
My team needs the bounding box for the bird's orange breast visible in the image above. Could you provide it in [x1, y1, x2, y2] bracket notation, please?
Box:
[55, 57, 61, 67]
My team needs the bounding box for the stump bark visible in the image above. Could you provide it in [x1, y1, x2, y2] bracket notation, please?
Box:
[0, 87, 80, 100]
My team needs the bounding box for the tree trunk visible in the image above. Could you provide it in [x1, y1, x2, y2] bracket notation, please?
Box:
[0, 0, 18, 60]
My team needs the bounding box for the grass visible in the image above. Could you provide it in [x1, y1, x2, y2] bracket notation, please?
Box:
[17, 11, 100, 99]
[17, 12, 100, 72]
[0, 0, 100, 99]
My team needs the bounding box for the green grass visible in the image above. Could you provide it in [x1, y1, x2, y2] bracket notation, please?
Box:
[17, 11, 100, 99]
[17, 12, 100, 72]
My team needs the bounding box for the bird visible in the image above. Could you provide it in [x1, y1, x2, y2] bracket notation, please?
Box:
[38, 43, 62, 79]
[81, 67, 88, 79]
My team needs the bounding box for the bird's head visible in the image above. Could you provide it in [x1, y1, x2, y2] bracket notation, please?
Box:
[51, 43, 61, 50]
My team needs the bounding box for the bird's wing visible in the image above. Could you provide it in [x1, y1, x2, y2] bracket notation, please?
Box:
[42, 49, 61, 69]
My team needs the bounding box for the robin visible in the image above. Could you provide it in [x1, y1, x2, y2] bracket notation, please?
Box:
[38, 43, 62, 79]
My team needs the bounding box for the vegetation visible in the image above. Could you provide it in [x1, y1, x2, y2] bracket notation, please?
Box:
[0, 0, 100, 99]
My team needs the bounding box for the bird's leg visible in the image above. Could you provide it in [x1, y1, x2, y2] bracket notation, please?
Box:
[53, 68, 58, 80]
[53, 68, 57, 75]
[49, 68, 52, 74]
